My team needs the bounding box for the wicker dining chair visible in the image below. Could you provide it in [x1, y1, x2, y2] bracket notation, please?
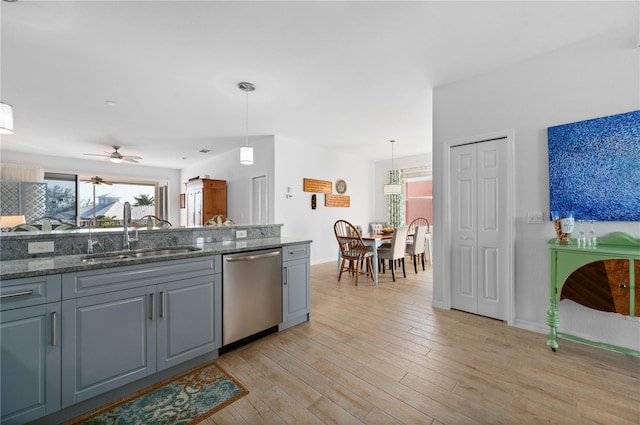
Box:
[334, 219, 374, 286]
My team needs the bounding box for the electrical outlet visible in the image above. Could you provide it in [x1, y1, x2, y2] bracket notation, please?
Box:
[527, 211, 544, 224]
[235, 230, 247, 239]
[28, 241, 54, 254]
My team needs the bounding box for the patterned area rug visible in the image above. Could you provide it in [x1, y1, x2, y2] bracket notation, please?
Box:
[66, 361, 248, 425]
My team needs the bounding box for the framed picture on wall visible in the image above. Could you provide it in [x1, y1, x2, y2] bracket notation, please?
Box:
[180, 193, 185, 209]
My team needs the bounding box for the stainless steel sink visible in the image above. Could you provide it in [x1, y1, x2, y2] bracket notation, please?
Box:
[133, 247, 201, 258]
[81, 246, 202, 263]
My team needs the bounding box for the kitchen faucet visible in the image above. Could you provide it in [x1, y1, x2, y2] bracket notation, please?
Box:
[122, 202, 138, 251]
[87, 220, 101, 254]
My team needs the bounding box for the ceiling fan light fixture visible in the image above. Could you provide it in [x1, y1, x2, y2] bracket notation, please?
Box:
[239, 81, 255, 165]
[109, 157, 122, 164]
[0, 102, 14, 134]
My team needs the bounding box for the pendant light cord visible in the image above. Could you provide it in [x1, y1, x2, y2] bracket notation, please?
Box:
[245, 88, 249, 147]
[390, 139, 395, 170]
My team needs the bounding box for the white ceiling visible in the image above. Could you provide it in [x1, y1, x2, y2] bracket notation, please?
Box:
[1, 1, 637, 169]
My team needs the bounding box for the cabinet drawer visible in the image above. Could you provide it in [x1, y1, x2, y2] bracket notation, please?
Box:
[283, 244, 309, 261]
[63, 256, 220, 299]
[0, 274, 62, 311]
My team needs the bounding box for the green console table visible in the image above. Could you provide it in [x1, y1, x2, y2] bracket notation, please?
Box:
[547, 232, 640, 356]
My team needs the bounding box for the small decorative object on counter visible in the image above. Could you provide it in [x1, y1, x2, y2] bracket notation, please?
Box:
[41, 217, 52, 233]
[588, 220, 597, 248]
[205, 214, 234, 226]
[551, 211, 574, 244]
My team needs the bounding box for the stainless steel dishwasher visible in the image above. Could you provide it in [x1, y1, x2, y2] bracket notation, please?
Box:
[222, 248, 282, 346]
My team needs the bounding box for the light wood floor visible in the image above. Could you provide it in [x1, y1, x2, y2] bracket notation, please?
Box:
[202, 261, 640, 425]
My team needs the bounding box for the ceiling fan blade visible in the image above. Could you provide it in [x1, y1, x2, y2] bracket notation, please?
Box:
[123, 155, 143, 160]
[83, 153, 110, 157]
[123, 157, 140, 163]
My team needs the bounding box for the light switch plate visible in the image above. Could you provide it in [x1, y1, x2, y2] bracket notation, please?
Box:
[235, 230, 247, 239]
[527, 211, 544, 224]
[28, 241, 54, 254]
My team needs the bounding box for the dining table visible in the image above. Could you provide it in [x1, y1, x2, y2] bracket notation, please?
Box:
[336, 232, 392, 285]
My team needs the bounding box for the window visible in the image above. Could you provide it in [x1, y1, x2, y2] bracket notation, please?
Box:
[403, 166, 433, 227]
[78, 176, 159, 227]
[44, 173, 77, 223]
[42, 173, 165, 227]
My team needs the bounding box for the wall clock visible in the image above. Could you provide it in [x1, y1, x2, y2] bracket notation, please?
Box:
[335, 179, 347, 194]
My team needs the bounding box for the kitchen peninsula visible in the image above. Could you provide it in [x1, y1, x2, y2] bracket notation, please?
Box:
[0, 224, 311, 425]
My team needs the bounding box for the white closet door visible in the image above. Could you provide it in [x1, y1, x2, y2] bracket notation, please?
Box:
[450, 139, 509, 321]
[451, 144, 478, 314]
[476, 140, 508, 319]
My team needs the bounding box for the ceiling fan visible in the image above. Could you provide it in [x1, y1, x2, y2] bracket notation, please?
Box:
[84, 145, 143, 164]
[86, 176, 113, 185]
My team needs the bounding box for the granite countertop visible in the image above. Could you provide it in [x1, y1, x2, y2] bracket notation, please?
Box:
[0, 237, 311, 280]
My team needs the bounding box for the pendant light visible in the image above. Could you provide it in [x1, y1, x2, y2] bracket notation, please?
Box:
[239, 82, 255, 165]
[0, 102, 14, 134]
[383, 140, 402, 195]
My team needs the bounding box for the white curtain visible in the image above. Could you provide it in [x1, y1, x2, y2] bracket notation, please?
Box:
[0, 163, 45, 182]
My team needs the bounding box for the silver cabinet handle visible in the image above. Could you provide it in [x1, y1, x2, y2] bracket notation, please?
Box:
[0, 290, 34, 300]
[160, 291, 165, 318]
[51, 312, 57, 346]
[284, 267, 288, 285]
[619, 283, 628, 289]
[150, 293, 155, 320]
[225, 251, 280, 262]
[289, 249, 306, 255]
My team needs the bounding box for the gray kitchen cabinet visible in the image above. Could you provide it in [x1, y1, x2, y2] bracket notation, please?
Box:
[0, 275, 62, 425]
[61, 286, 155, 406]
[157, 273, 222, 370]
[280, 244, 311, 330]
[61, 256, 221, 407]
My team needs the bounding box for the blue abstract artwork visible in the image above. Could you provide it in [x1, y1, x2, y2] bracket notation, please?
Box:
[548, 110, 640, 221]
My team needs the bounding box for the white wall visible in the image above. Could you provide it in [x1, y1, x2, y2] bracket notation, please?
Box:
[432, 25, 640, 350]
[179, 136, 275, 226]
[274, 136, 376, 265]
[0, 150, 182, 225]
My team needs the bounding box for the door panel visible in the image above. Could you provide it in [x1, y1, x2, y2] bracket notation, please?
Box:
[62, 287, 154, 406]
[477, 140, 508, 319]
[481, 177, 498, 230]
[481, 247, 499, 301]
[451, 144, 477, 313]
[1, 303, 61, 424]
[451, 139, 509, 320]
[157, 275, 219, 371]
[252, 175, 268, 225]
[459, 246, 475, 296]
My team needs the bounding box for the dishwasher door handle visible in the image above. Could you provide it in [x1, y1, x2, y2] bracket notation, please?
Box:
[225, 251, 280, 262]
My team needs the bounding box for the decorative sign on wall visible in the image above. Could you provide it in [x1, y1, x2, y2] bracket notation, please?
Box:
[325, 194, 350, 207]
[303, 178, 332, 193]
